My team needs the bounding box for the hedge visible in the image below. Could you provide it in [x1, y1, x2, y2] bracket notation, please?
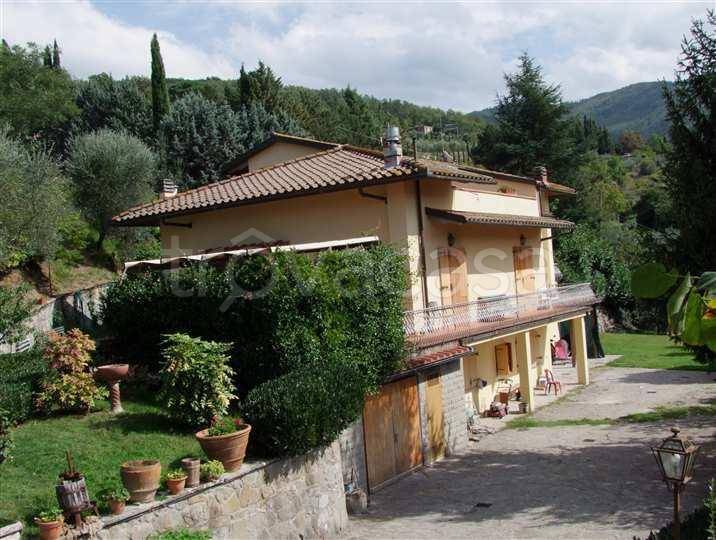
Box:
[99, 245, 408, 455]
[0, 348, 48, 423]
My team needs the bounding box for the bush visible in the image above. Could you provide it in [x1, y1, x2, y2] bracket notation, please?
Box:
[243, 355, 368, 457]
[36, 329, 106, 413]
[159, 334, 236, 428]
[0, 407, 12, 464]
[0, 348, 48, 423]
[0, 284, 33, 345]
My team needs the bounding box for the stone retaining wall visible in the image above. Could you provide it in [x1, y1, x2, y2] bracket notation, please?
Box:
[97, 442, 347, 539]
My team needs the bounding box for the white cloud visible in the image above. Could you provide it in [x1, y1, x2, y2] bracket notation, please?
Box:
[1, 0, 236, 79]
[0, 1, 709, 110]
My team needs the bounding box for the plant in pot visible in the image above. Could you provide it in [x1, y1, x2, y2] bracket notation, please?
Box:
[196, 416, 252, 472]
[165, 469, 187, 495]
[200, 460, 225, 483]
[35, 507, 64, 540]
[100, 485, 130, 515]
[120, 460, 161, 503]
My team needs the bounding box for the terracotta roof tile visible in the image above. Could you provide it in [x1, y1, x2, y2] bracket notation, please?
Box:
[425, 207, 575, 230]
[405, 345, 473, 370]
[113, 146, 495, 225]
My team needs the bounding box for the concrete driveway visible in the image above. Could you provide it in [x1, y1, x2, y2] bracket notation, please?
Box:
[348, 365, 716, 539]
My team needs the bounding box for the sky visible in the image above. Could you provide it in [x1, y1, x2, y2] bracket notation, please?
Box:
[0, 0, 711, 112]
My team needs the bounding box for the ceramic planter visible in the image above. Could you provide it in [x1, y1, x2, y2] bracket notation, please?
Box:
[181, 458, 201, 487]
[120, 460, 161, 503]
[35, 519, 63, 540]
[108, 499, 126, 515]
[166, 476, 186, 495]
[195, 423, 251, 472]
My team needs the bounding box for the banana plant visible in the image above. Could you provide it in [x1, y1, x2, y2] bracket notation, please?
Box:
[631, 263, 716, 352]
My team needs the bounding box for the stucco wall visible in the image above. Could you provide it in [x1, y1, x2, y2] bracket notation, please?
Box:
[97, 443, 347, 540]
[247, 142, 324, 172]
[160, 187, 390, 256]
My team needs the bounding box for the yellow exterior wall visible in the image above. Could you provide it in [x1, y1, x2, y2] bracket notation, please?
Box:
[160, 187, 389, 256]
[247, 141, 324, 171]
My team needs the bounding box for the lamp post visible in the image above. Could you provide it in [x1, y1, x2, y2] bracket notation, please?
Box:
[651, 427, 700, 540]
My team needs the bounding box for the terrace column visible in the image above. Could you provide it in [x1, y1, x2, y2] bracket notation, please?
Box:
[517, 331, 535, 413]
[570, 316, 590, 385]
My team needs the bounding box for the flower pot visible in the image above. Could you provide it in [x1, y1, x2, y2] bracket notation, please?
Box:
[120, 460, 161, 503]
[195, 423, 251, 472]
[108, 499, 126, 515]
[165, 476, 186, 495]
[35, 519, 63, 540]
[181, 458, 201, 488]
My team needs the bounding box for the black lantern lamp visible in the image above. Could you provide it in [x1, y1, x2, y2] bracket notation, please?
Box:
[651, 427, 700, 540]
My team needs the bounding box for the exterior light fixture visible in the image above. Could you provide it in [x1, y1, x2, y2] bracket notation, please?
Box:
[447, 233, 456, 247]
[519, 234, 527, 246]
[651, 427, 700, 540]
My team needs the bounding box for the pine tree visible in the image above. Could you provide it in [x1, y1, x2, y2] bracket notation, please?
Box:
[150, 33, 171, 133]
[52, 39, 60, 69]
[663, 10, 716, 271]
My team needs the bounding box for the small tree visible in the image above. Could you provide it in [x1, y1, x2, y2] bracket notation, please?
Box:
[150, 34, 171, 134]
[0, 284, 33, 345]
[52, 39, 60, 69]
[67, 129, 157, 249]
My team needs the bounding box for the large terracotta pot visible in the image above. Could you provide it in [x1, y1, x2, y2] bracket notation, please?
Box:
[35, 519, 63, 540]
[120, 460, 161, 503]
[195, 423, 251, 472]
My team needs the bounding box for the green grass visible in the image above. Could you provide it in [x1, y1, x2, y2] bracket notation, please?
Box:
[0, 395, 201, 533]
[602, 332, 708, 371]
[505, 417, 612, 429]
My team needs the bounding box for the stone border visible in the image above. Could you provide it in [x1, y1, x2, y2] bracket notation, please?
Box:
[0, 521, 22, 540]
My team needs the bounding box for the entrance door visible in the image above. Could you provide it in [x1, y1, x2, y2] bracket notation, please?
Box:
[438, 247, 468, 306]
[425, 372, 445, 460]
[363, 377, 422, 490]
[513, 246, 536, 295]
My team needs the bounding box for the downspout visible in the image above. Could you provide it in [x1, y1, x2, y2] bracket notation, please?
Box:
[415, 179, 429, 309]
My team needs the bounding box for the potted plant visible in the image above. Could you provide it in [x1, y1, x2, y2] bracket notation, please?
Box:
[165, 469, 187, 495]
[200, 460, 225, 483]
[34, 507, 64, 540]
[120, 460, 161, 503]
[195, 417, 251, 472]
[100, 485, 130, 515]
[181, 457, 201, 488]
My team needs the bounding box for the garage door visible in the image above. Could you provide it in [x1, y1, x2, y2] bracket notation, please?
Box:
[363, 377, 422, 491]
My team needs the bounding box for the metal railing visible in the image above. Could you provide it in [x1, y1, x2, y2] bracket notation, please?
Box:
[404, 283, 596, 343]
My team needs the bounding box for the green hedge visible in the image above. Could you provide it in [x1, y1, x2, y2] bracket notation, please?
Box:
[99, 246, 408, 455]
[0, 348, 48, 423]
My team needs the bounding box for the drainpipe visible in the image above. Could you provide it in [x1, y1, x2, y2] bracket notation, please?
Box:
[415, 179, 429, 309]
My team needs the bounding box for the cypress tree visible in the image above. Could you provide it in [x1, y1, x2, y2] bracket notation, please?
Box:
[43, 45, 52, 67]
[150, 33, 171, 133]
[52, 39, 61, 69]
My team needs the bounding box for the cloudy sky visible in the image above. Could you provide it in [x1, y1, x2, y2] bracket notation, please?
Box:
[0, 1, 710, 111]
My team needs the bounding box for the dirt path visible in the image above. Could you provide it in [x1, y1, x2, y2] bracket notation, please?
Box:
[347, 366, 716, 539]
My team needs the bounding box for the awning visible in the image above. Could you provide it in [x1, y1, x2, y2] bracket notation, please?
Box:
[425, 207, 574, 230]
[123, 236, 381, 273]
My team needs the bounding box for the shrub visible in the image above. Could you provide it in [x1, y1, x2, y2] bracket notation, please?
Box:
[0, 283, 33, 345]
[0, 407, 12, 464]
[159, 334, 236, 428]
[35, 329, 106, 413]
[199, 460, 224, 482]
[243, 355, 368, 456]
[0, 347, 49, 422]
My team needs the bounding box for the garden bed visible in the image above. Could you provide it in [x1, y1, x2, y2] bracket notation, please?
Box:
[0, 395, 204, 535]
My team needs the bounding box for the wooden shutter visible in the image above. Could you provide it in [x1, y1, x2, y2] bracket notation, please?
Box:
[495, 343, 512, 376]
[513, 247, 536, 294]
[438, 247, 468, 306]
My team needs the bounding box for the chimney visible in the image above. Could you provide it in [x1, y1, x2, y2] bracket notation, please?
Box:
[161, 178, 178, 200]
[383, 126, 402, 168]
[535, 165, 549, 185]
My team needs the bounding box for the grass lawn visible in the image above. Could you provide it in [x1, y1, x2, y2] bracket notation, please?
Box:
[602, 332, 708, 371]
[0, 395, 201, 532]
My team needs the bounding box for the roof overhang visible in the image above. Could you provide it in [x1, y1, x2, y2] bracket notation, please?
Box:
[425, 207, 575, 230]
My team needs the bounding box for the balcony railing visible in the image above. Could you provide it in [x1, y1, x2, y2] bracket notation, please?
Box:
[404, 283, 597, 347]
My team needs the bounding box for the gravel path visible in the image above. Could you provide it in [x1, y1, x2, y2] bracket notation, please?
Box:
[347, 365, 716, 539]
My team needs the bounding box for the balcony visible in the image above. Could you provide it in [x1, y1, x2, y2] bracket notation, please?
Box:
[404, 283, 597, 348]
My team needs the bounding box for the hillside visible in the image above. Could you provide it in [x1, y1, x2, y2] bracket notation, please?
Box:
[472, 81, 673, 138]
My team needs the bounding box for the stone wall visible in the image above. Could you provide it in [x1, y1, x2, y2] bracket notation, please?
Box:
[439, 357, 468, 456]
[0, 522, 22, 540]
[338, 418, 367, 493]
[97, 442, 347, 539]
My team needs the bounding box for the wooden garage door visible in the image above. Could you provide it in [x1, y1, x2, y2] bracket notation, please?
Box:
[363, 377, 422, 490]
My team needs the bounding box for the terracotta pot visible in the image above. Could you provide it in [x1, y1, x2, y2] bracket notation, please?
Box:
[35, 519, 63, 540]
[108, 499, 126, 515]
[166, 476, 186, 495]
[120, 460, 161, 503]
[195, 423, 251, 472]
[181, 458, 201, 487]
